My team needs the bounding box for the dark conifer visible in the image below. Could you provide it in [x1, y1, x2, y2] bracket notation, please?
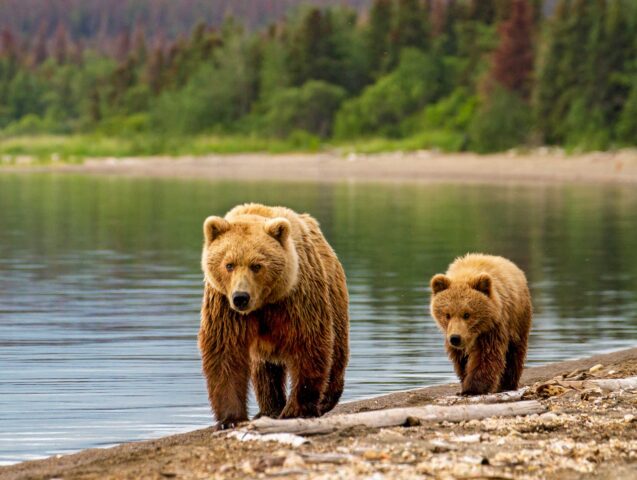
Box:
[491, 0, 534, 99]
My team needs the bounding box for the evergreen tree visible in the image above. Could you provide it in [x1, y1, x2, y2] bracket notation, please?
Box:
[366, 0, 393, 76]
[388, 0, 429, 67]
[0, 28, 18, 62]
[31, 22, 48, 66]
[145, 45, 165, 94]
[470, 0, 497, 23]
[52, 23, 70, 64]
[491, 0, 534, 99]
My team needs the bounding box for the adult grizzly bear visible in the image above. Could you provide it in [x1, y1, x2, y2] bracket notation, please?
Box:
[198, 203, 349, 429]
[429, 254, 532, 395]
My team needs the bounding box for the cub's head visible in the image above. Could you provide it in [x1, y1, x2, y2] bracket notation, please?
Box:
[429, 273, 497, 351]
[201, 215, 299, 314]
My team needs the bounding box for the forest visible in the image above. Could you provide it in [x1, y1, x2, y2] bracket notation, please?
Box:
[0, 0, 636, 155]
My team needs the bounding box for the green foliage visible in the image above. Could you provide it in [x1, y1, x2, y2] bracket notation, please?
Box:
[285, 7, 368, 93]
[415, 88, 478, 133]
[469, 88, 532, 153]
[262, 80, 346, 138]
[366, 0, 393, 76]
[150, 32, 257, 135]
[334, 49, 447, 138]
[563, 99, 610, 151]
[2, 0, 637, 155]
[616, 80, 637, 144]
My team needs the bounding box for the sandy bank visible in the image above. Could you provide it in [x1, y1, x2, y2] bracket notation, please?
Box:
[2, 347, 637, 480]
[3, 150, 637, 185]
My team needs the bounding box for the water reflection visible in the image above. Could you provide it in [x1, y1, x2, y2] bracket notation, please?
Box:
[0, 175, 636, 464]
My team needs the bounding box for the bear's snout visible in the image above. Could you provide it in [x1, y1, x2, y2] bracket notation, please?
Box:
[232, 291, 251, 311]
[449, 334, 462, 348]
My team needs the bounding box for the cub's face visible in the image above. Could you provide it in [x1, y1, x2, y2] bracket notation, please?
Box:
[429, 273, 497, 352]
[201, 215, 299, 314]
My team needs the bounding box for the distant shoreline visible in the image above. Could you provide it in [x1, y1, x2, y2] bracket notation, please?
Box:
[2, 149, 637, 185]
[2, 347, 637, 479]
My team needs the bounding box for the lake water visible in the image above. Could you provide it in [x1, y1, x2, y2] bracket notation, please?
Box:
[1, 174, 636, 465]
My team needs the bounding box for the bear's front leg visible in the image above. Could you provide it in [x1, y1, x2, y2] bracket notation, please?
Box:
[199, 333, 250, 430]
[280, 352, 330, 419]
[446, 346, 468, 384]
[252, 361, 287, 419]
[461, 337, 506, 395]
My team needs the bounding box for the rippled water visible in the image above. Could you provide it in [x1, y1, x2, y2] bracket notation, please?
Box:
[1, 175, 636, 464]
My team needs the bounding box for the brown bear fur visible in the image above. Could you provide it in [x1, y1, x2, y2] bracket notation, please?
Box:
[198, 203, 349, 429]
[429, 254, 532, 395]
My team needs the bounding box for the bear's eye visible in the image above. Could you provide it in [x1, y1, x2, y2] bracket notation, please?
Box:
[225, 263, 234, 272]
[463, 312, 470, 320]
[445, 313, 451, 320]
[250, 264, 262, 273]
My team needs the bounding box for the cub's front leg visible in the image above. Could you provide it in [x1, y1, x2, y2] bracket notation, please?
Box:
[461, 338, 506, 395]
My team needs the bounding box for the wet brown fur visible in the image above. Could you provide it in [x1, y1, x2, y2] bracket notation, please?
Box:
[198, 203, 349, 428]
[430, 254, 532, 395]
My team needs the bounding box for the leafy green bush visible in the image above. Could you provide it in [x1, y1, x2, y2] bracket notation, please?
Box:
[150, 33, 256, 135]
[96, 114, 150, 137]
[616, 80, 637, 144]
[2, 114, 53, 135]
[468, 88, 532, 153]
[563, 99, 610, 151]
[263, 80, 346, 138]
[333, 48, 447, 138]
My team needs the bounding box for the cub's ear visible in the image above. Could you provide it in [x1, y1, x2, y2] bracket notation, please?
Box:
[471, 273, 492, 297]
[203, 216, 230, 244]
[265, 217, 291, 245]
[430, 274, 450, 294]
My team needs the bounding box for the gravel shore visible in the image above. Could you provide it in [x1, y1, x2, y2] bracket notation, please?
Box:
[3, 149, 637, 185]
[3, 348, 636, 480]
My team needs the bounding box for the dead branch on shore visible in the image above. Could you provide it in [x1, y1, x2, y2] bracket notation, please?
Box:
[437, 387, 529, 405]
[250, 400, 545, 435]
[530, 375, 637, 398]
[582, 376, 637, 391]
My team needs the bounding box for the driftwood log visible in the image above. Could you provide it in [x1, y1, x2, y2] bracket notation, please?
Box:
[441, 387, 529, 404]
[250, 400, 545, 435]
[581, 376, 637, 391]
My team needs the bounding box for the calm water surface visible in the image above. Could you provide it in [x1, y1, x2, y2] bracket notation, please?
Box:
[1, 175, 636, 464]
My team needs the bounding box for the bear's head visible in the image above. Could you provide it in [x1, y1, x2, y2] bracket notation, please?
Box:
[201, 214, 299, 314]
[429, 273, 498, 351]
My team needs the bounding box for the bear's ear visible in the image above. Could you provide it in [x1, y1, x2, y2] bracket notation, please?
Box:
[203, 216, 230, 244]
[265, 217, 291, 245]
[470, 273, 492, 297]
[431, 274, 451, 294]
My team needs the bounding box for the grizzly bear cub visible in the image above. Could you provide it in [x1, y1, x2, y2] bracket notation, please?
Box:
[430, 254, 532, 395]
[198, 203, 349, 430]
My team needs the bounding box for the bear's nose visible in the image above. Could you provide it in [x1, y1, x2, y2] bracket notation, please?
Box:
[449, 335, 462, 347]
[232, 292, 251, 310]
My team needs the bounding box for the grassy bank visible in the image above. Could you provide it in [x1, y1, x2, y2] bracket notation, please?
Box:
[0, 130, 478, 164]
[0, 134, 328, 163]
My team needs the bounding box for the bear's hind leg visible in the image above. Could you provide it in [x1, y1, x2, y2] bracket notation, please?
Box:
[252, 361, 287, 419]
[319, 348, 346, 415]
[280, 350, 330, 419]
[499, 340, 527, 392]
[319, 316, 348, 414]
